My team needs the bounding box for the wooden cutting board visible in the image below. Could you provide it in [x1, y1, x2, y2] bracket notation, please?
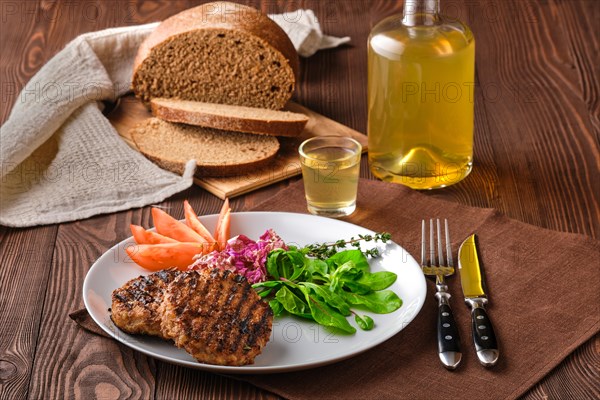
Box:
[107, 96, 368, 199]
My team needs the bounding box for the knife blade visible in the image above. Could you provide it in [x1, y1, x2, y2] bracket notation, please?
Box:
[458, 234, 499, 367]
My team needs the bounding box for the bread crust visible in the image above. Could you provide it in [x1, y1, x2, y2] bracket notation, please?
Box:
[133, 2, 299, 83]
[150, 99, 308, 137]
[140, 151, 279, 179]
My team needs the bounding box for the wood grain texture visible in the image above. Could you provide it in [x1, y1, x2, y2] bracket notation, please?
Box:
[466, 0, 600, 237]
[0, 1, 598, 400]
[0, 225, 58, 400]
[27, 213, 157, 400]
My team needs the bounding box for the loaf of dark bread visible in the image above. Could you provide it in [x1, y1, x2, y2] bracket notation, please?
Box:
[132, 2, 299, 110]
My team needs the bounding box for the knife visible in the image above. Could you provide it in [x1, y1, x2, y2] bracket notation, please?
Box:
[458, 234, 499, 367]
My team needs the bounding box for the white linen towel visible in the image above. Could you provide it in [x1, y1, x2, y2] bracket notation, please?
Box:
[270, 10, 351, 57]
[0, 11, 350, 227]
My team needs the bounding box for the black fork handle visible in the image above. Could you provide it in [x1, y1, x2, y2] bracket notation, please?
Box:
[436, 294, 462, 370]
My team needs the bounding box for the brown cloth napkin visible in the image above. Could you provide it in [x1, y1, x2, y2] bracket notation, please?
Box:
[72, 179, 599, 400]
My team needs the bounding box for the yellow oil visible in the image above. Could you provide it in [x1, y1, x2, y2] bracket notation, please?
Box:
[368, 17, 475, 189]
[300, 147, 360, 214]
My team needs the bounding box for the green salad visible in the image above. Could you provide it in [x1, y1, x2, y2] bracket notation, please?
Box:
[253, 234, 402, 334]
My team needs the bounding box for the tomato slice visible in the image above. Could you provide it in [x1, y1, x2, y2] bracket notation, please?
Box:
[151, 207, 206, 243]
[183, 200, 216, 243]
[125, 242, 208, 271]
[130, 224, 178, 245]
[215, 209, 231, 251]
[213, 198, 231, 250]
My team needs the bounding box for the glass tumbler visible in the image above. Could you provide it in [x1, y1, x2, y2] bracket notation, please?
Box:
[299, 136, 362, 217]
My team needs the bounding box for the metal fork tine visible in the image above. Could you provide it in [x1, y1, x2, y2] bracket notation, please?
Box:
[421, 220, 426, 266]
[429, 219, 435, 267]
[420, 218, 461, 369]
[436, 219, 444, 267]
[445, 219, 453, 268]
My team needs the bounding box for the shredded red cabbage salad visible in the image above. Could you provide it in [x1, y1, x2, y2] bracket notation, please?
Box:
[190, 229, 287, 283]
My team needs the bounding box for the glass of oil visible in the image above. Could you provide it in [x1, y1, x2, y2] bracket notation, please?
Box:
[299, 136, 362, 217]
[368, 0, 475, 189]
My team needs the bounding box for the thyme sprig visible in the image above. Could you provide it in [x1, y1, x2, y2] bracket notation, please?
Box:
[302, 232, 392, 259]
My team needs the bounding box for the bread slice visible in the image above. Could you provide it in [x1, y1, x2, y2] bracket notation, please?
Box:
[150, 98, 309, 137]
[130, 118, 280, 178]
[132, 2, 298, 110]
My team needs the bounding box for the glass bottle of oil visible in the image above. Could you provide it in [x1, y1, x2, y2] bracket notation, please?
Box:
[368, 0, 475, 189]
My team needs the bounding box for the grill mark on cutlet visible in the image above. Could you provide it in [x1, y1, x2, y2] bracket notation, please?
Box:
[227, 285, 267, 353]
[113, 292, 129, 305]
[194, 271, 212, 304]
[128, 273, 170, 305]
[167, 271, 212, 336]
[215, 278, 251, 353]
[193, 273, 214, 337]
[229, 298, 269, 354]
[188, 272, 198, 289]
[226, 298, 255, 354]
[192, 269, 226, 344]
[155, 269, 174, 283]
[114, 283, 151, 307]
[139, 275, 154, 287]
[173, 272, 192, 317]
[191, 271, 212, 319]
[246, 303, 272, 349]
[201, 269, 234, 348]
[111, 270, 182, 335]
[128, 278, 152, 304]
[168, 270, 193, 304]
[225, 279, 239, 304]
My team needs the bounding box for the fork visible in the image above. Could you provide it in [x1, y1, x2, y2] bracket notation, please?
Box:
[421, 218, 462, 370]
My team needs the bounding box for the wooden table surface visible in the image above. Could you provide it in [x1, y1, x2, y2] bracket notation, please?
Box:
[1, 1, 598, 399]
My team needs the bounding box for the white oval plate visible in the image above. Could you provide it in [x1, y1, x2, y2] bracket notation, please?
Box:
[83, 212, 425, 374]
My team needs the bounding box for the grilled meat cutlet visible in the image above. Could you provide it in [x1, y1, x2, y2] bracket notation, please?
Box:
[111, 269, 180, 338]
[160, 268, 273, 366]
[110, 268, 273, 366]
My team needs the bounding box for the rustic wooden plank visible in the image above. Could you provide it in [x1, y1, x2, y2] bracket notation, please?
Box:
[0, 0, 58, 122]
[551, 0, 600, 137]
[156, 365, 279, 400]
[27, 211, 157, 400]
[0, 226, 58, 400]
[468, 0, 600, 237]
[527, 336, 600, 400]
[295, 0, 372, 132]
[0, 2, 64, 399]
